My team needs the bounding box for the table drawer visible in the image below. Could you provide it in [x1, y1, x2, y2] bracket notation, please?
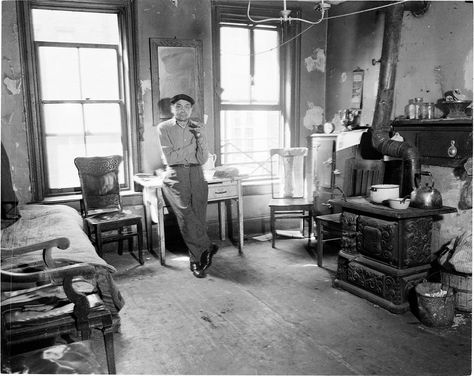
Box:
[208, 183, 238, 200]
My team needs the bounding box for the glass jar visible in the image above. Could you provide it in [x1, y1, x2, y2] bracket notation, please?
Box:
[405, 99, 416, 119]
[426, 102, 435, 119]
[421, 102, 430, 119]
[414, 97, 424, 119]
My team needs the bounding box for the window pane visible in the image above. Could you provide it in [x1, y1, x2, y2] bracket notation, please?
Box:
[38, 47, 81, 100]
[45, 136, 85, 189]
[43, 104, 83, 135]
[220, 110, 282, 178]
[254, 29, 279, 103]
[85, 135, 123, 157]
[220, 27, 250, 103]
[80, 49, 120, 100]
[84, 104, 122, 134]
[32, 9, 119, 44]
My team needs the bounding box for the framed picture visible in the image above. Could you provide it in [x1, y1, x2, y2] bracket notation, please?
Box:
[150, 38, 203, 124]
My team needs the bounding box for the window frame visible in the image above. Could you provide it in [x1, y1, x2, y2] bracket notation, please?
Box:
[17, 0, 139, 201]
[211, 2, 301, 177]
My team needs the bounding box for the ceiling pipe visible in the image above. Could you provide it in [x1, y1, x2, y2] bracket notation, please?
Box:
[371, 2, 429, 192]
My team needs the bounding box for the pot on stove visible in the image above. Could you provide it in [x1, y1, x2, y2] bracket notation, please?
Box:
[369, 184, 400, 204]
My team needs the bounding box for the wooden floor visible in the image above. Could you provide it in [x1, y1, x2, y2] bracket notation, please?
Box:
[92, 237, 472, 375]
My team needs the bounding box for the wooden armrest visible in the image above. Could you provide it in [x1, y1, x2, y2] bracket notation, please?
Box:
[0, 237, 70, 254]
[1, 237, 70, 269]
[1, 262, 95, 284]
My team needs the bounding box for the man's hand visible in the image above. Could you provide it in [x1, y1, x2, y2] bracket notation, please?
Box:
[189, 121, 204, 139]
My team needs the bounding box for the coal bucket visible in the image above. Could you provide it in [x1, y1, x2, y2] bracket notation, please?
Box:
[415, 282, 455, 327]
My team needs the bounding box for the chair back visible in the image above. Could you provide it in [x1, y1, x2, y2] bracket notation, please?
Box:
[270, 147, 308, 199]
[343, 158, 385, 197]
[74, 155, 123, 216]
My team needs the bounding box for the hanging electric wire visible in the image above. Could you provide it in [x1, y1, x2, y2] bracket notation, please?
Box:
[222, 0, 406, 57]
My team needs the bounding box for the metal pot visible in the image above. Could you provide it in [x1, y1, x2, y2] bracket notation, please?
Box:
[370, 184, 400, 203]
[410, 171, 443, 209]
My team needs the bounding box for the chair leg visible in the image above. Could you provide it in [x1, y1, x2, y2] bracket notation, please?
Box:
[128, 237, 134, 256]
[118, 229, 123, 256]
[316, 219, 323, 267]
[137, 221, 144, 265]
[307, 211, 313, 248]
[96, 226, 104, 258]
[102, 327, 116, 374]
[270, 208, 276, 248]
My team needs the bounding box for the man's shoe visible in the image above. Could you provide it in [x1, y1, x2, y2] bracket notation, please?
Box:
[202, 244, 219, 270]
[190, 262, 205, 278]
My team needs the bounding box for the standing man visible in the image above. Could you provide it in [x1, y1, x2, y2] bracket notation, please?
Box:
[158, 94, 217, 278]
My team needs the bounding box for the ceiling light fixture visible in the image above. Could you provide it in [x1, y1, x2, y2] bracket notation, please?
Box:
[247, 0, 331, 25]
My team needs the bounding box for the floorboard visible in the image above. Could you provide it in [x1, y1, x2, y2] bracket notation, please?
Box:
[91, 238, 471, 375]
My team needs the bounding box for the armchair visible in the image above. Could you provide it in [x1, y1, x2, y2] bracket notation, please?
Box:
[1, 237, 116, 374]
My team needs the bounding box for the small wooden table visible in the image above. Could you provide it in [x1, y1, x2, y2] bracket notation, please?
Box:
[134, 174, 244, 265]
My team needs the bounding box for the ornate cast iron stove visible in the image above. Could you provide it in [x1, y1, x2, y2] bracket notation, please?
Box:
[333, 197, 456, 313]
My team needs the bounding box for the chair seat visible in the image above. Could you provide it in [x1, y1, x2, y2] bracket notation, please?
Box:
[85, 211, 142, 226]
[269, 198, 313, 210]
[316, 212, 341, 225]
[269, 198, 313, 249]
[84, 211, 144, 265]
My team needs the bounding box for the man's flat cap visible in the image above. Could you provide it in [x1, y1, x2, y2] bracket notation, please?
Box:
[170, 94, 195, 105]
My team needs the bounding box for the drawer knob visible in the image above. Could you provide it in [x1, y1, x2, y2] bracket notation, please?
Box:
[214, 190, 227, 194]
[447, 140, 457, 158]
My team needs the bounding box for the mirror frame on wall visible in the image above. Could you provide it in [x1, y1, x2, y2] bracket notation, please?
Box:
[150, 38, 204, 125]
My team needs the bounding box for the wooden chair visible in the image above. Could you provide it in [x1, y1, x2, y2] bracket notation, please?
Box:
[268, 148, 313, 248]
[1, 237, 116, 374]
[74, 155, 144, 265]
[315, 158, 385, 266]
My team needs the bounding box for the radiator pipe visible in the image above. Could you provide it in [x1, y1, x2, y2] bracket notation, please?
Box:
[371, 3, 422, 190]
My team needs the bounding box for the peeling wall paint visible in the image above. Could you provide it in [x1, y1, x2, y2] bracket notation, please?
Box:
[3, 76, 21, 95]
[304, 48, 326, 73]
[303, 102, 324, 131]
[140, 79, 151, 97]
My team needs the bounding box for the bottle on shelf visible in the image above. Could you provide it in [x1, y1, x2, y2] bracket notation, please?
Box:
[414, 97, 424, 119]
[405, 99, 416, 119]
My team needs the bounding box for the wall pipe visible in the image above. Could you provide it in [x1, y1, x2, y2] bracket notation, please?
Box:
[371, 2, 423, 191]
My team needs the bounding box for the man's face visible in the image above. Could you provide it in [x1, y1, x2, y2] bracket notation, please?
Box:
[172, 100, 193, 122]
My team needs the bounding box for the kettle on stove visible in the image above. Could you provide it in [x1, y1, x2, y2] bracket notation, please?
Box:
[410, 171, 443, 209]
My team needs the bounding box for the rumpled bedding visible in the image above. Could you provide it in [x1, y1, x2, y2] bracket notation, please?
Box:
[1, 204, 125, 314]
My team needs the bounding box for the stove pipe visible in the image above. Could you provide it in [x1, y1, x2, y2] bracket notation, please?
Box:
[371, 3, 421, 190]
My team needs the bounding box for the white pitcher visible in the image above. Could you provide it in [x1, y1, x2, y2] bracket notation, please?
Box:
[202, 153, 217, 171]
[202, 153, 217, 180]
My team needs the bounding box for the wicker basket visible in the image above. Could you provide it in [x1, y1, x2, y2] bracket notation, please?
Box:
[441, 271, 472, 312]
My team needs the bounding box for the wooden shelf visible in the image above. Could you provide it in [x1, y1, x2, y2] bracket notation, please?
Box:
[391, 118, 473, 167]
[392, 118, 472, 127]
